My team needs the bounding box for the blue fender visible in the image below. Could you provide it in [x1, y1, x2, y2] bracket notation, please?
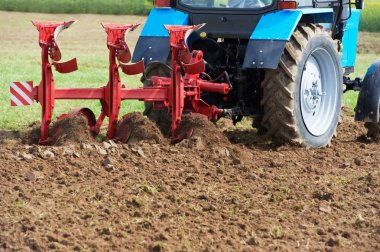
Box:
[132, 8, 188, 64]
[243, 8, 335, 69]
[242, 8, 360, 69]
[355, 61, 380, 123]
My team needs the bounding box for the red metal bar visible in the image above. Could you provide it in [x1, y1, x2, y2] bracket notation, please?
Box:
[54, 87, 169, 101]
[55, 88, 104, 99]
[39, 47, 54, 144]
[198, 80, 230, 95]
[151, 76, 171, 87]
[93, 111, 105, 135]
[103, 47, 121, 139]
[121, 88, 168, 101]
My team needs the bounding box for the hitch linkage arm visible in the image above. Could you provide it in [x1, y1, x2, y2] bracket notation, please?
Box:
[343, 76, 362, 93]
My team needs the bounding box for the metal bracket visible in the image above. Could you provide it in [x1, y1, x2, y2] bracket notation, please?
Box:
[343, 76, 362, 93]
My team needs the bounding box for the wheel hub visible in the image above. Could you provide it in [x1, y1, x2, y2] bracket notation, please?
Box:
[303, 72, 326, 115]
[300, 49, 339, 137]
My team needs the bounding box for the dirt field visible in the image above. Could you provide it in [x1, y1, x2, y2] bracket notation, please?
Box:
[0, 110, 379, 252]
[0, 10, 379, 252]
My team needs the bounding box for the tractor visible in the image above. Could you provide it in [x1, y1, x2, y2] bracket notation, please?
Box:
[133, 0, 369, 147]
[12, 0, 380, 147]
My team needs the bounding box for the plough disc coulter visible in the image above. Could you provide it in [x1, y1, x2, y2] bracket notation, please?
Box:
[12, 21, 231, 144]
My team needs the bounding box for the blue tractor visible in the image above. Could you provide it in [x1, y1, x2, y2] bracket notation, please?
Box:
[132, 0, 367, 147]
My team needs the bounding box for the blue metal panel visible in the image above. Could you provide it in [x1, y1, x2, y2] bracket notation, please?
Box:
[300, 8, 333, 15]
[251, 10, 302, 40]
[341, 10, 360, 68]
[132, 36, 170, 63]
[140, 8, 188, 37]
[312, 12, 334, 23]
[245, 8, 335, 69]
[243, 40, 287, 69]
[251, 8, 334, 41]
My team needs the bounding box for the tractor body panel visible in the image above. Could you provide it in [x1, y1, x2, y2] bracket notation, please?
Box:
[140, 8, 188, 37]
[243, 8, 335, 69]
[190, 13, 260, 38]
[242, 9, 304, 69]
[341, 9, 360, 68]
[250, 10, 301, 40]
[132, 8, 188, 64]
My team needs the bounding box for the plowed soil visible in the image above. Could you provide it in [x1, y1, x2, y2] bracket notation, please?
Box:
[22, 116, 96, 146]
[0, 110, 379, 252]
[116, 112, 166, 145]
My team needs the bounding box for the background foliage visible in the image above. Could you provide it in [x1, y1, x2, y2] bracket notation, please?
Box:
[0, 0, 380, 32]
[0, 0, 378, 32]
[0, 0, 153, 15]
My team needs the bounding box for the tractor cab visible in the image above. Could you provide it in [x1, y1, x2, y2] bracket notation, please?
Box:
[178, 0, 273, 9]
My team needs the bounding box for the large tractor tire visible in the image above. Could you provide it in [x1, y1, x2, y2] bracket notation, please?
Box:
[142, 62, 172, 136]
[261, 24, 343, 147]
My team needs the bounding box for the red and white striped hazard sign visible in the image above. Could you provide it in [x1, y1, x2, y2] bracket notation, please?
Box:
[10, 81, 34, 106]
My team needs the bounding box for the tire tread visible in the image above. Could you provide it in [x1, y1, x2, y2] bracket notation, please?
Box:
[260, 24, 341, 146]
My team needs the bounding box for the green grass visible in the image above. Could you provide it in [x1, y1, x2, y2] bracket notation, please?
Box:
[0, 0, 152, 15]
[0, 12, 145, 130]
[343, 53, 379, 109]
[359, 0, 380, 32]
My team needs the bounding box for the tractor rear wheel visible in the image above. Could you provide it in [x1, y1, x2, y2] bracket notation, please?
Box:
[142, 62, 172, 136]
[260, 24, 343, 147]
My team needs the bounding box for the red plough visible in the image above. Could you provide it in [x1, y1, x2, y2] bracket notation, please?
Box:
[11, 21, 230, 144]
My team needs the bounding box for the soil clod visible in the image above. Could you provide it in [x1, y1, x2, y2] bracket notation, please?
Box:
[177, 113, 229, 147]
[23, 115, 95, 146]
[116, 112, 165, 144]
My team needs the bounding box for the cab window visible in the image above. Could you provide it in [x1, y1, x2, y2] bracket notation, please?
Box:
[179, 0, 273, 9]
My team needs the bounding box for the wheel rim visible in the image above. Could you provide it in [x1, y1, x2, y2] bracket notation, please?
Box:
[300, 48, 339, 137]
